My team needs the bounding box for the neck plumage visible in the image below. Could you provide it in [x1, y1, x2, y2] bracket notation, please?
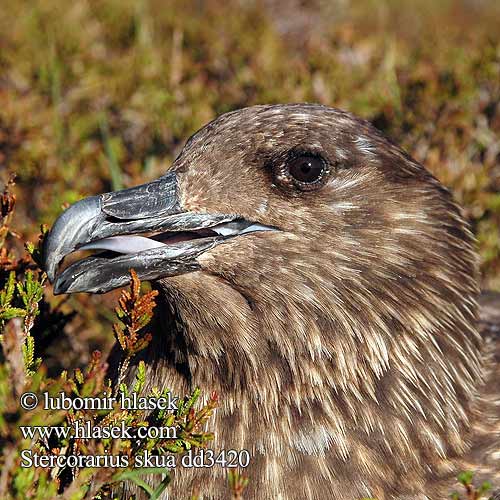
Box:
[151, 268, 483, 450]
[113, 263, 486, 498]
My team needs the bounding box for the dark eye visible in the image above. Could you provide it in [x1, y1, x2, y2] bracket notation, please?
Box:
[287, 155, 326, 184]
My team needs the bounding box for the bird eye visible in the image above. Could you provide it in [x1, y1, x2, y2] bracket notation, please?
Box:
[287, 155, 326, 185]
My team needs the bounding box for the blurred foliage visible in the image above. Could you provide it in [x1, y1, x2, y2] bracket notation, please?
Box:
[0, 0, 499, 369]
[451, 470, 493, 500]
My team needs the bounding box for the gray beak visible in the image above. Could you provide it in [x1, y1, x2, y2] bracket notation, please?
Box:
[43, 171, 235, 294]
[42, 171, 276, 294]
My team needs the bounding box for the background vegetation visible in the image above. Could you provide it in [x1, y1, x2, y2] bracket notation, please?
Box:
[0, 0, 499, 497]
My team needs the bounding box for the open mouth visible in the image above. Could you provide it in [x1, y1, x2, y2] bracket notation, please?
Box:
[76, 219, 274, 256]
[43, 172, 277, 294]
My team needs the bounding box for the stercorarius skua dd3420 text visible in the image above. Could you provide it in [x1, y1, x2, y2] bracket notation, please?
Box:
[43, 104, 500, 500]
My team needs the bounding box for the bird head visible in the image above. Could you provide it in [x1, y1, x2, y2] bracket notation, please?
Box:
[43, 105, 484, 465]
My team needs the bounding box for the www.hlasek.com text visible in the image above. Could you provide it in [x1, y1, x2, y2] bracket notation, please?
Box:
[20, 419, 178, 441]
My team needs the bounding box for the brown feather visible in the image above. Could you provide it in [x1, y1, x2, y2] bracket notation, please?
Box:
[108, 104, 499, 500]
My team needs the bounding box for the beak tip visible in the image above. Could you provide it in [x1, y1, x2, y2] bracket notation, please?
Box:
[52, 274, 66, 295]
[41, 195, 102, 285]
[42, 231, 57, 283]
[53, 273, 77, 295]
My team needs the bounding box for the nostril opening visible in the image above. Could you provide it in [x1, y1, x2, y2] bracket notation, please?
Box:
[105, 215, 135, 224]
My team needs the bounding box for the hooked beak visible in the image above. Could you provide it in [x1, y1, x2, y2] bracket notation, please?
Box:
[42, 171, 275, 294]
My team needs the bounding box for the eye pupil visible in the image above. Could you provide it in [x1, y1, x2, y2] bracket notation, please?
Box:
[288, 155, 325, 184]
